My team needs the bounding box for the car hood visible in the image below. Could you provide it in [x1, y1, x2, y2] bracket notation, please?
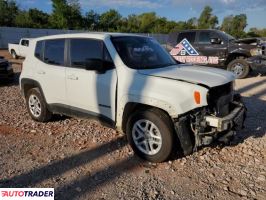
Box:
[138, 64, 235, 88]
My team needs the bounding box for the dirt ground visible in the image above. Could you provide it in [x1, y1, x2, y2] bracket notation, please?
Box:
[0, 50, 265, 200]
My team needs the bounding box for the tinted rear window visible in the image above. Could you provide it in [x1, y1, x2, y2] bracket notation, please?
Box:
[44, 39, 65, 66]
[177, 32, 196, 43]
[35, 41, 43, 60]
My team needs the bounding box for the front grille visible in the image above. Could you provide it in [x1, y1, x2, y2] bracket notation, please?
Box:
[207, 82, 233, 117]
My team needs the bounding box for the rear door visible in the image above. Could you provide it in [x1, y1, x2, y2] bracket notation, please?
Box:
[65, 38, 117, 121]
[34, 39, 66, 105]
[169, 31, 197, 63]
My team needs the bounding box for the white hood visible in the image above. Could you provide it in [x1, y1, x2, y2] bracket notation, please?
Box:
[138, 64, 235, 88]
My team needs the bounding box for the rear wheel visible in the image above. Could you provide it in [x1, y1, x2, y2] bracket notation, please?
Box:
[11, 50, 17, 59]
[126, 109, 175, 162]
[26, 88, 52, 122]
[227, 58, 250, 79]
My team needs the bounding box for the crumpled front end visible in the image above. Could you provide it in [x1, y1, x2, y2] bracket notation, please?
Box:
[174, 82, 246, 156]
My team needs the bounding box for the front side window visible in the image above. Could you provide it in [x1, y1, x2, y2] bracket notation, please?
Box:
[198, 32, 211, 44]
[111, 36, 176, 69]
[44, 39, 65, 66]
[70, 39, 102, 68]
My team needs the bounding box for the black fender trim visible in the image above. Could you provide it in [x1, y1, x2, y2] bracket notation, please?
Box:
[20, 78, 47, 103]
[174, 116, 194, 156]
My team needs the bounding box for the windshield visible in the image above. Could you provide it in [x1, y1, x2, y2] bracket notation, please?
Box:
[219, 31, 235, 41]
[111, 36, 176, 69]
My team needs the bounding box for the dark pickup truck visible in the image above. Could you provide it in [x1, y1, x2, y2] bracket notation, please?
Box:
[167, 29, 266, 78]
[0, 56, 13, 80]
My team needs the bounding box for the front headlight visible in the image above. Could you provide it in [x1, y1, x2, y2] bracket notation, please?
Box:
[250, 48, 262, 56]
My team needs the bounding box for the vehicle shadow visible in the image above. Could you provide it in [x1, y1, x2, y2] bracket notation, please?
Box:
[247, 68, 266, 78]
[0, 136, 133, 187]
[0, 135, 143, 199]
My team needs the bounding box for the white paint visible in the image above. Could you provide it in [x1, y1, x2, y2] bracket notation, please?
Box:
[20, 32, 235, 128]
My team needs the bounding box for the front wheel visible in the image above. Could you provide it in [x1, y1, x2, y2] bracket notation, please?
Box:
[227, 58, 250, 79]
[126, 109, 175, 162]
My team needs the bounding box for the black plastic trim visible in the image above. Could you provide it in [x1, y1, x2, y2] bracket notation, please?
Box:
[49, 103, 115, 128]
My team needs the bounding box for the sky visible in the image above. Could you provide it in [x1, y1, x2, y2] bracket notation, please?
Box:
[17, 0, 266, 30]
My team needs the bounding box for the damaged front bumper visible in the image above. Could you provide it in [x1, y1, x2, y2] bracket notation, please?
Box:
[247, 55, 266, 70]
[205, 101, 246, 132]
[174, 95, 246, 156]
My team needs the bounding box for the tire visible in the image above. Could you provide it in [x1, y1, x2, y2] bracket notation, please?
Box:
[11, 50, 17, 59]
[126, 109, 174, 162]
[26, 88, 52, 122]
[227, 58, 250, 79]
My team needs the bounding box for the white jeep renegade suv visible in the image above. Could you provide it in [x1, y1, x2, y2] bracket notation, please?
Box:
[20, 33, 246, 162]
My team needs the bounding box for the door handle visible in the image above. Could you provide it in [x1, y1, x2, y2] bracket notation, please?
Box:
[67, 74, 78, 80]
[37, 70, 45, 75]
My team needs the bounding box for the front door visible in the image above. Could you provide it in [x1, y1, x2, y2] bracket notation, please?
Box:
[193, 31, 227, 66]
[65, 38, 117, 121]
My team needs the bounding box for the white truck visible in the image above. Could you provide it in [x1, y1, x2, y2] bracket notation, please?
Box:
[20, 33, 246, 162]
[8, 38, 31, 59]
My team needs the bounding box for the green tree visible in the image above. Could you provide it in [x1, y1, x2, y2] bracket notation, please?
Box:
[85, 10, 100, 31]
[247, 28, 266, 37]
[49, 0, 68, 28]
[0, 0, 18, 26]
[221, 14, 247, 38]
[221, 15, 234, 33]
[66, 0, 83, 29]
[29, 8, 49, 28]
[49, 0, 83, 29]
[99, 9, 122, 31]
[186, 17, 197, 29]
[198, 6, 218, 29]
[138, 12, 157, 33]
[15, 10, 33, 28]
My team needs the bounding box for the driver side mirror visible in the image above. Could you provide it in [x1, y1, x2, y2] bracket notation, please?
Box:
[85, 58, 114, 73]
[210, 38, 222, 44]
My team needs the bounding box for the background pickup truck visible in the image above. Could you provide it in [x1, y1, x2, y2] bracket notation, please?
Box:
[167, 29, 266, 78]
[8, 38, 31, 59]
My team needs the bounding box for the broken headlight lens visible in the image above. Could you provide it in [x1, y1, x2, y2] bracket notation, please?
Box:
[250, 48, 262, 56]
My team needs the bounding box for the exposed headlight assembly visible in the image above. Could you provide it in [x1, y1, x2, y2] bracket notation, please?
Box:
[250, 48, 262, 56]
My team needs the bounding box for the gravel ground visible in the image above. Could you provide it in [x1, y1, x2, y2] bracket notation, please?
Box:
[0, 50, 265, 200]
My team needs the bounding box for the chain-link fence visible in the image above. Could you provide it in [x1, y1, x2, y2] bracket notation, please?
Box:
[0, 27, 169, 49]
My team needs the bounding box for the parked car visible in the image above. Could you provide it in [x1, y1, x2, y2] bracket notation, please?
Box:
[8, 38, 31, 59]
[0, 56, 14, 80]
[20, 33, 246, 162]
[167, 29, 266, 78]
